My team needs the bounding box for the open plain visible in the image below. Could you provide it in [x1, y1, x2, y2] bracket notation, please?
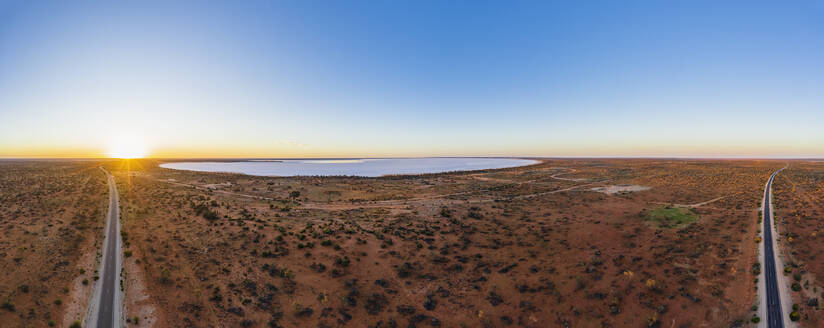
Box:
[95, 159, 787, 327]
[4, 159, 816, 327]
[0, 161, 108, 327]
[772, 161, 824, 327]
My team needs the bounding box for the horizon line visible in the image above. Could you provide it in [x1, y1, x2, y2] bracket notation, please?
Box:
[1, 156, 821, 161]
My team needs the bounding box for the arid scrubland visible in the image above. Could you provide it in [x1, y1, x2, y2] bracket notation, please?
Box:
[106, 159, 784, 328]
[0, 161, 108, 327]
[772, 161, 824, 327]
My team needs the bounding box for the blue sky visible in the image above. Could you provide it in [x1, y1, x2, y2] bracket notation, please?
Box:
[1, 1, 823, 158]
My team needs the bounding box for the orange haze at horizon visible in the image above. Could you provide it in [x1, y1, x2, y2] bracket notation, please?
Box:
[1, 141, 823, 159]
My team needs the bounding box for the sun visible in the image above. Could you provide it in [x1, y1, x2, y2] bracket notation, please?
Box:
[107, 135, 149, 159]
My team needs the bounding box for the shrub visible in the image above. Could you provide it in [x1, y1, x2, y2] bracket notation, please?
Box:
[160, 267, 172, 284]
[193, 204, 220, 221]
[645, 316, 660, 328]
[397, 262, 415, 278]
[439, 207, 452, 218]
[365, 293, 388, 314]
[70, 321, 82, 328]
[467, 207, 484, 219]
[487, 292, 504, 306]
[789, 311, 800, 321]
[311, 263, 326, 272]
[397, 305, 416, 316]
[294, 303, 313, 317]
[423, 295, 437, 310]
[336, 256, 351, 267]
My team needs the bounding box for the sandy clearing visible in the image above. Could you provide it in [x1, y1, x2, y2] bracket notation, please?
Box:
[63, 246, 99, 328]
[160, 179, 274, 200]
[124, 257, 159, 327]
[591, 184, 650, 195]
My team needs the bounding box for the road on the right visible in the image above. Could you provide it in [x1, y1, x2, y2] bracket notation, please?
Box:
[760, 167, 794, 328]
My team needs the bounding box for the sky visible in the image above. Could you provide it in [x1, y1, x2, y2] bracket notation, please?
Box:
[1, 0, 823, 158]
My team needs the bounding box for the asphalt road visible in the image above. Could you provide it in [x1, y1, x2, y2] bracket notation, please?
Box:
[96, 168, 121, 328]
[763, 168, 785, 328]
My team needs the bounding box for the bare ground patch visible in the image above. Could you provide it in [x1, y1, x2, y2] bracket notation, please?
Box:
[591, 184, 650, 195]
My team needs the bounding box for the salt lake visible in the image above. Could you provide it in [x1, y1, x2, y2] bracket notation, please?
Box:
[159, 158, 538, 177]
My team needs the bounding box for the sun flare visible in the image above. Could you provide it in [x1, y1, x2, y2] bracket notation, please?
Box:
[107, 136, 148, 159]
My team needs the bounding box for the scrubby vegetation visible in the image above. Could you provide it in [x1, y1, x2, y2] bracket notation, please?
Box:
[772, 162, 824, 326]
[105, 159, 779, 327]
[0, 161, 108, 327]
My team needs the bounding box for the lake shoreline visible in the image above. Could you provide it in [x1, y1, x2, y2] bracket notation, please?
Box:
[159, 158, 539, 177]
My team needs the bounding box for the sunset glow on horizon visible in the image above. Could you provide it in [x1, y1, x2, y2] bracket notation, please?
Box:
[2, 1, 823, 159]
[106, 135, 149, 159]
